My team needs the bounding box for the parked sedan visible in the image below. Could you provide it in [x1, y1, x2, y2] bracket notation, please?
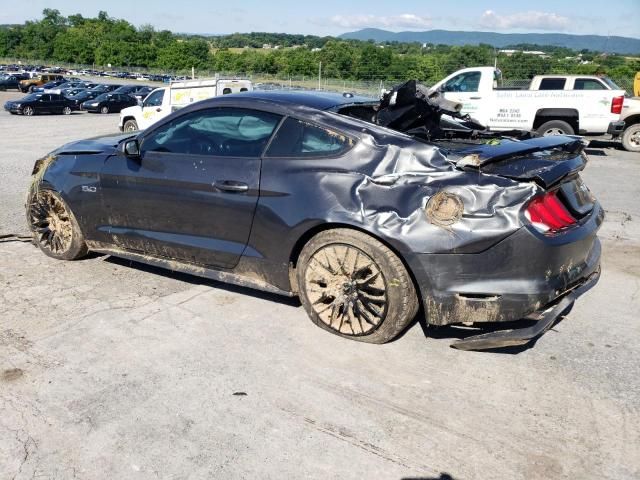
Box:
[25, 89, 602, 350]
[67, 89, 102, 107]
[34, 80, 77, 93]
[131, 86, 154, 102]
[81, 93, 138, 113]
[112, 85, 153, 102]
[4, 93, 79, 115]
[88, 84, 122, 94]
[0, 74, 27, 91]
[112, 84, 147, 96]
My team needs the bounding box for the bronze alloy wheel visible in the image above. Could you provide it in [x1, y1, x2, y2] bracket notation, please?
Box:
[297, 228, 419, 344]
[304, 244, 388, 335]
[28, 190, 74, 255]
[26, 188, 88, 260]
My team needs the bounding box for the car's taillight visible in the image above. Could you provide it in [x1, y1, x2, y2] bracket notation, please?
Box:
[611, 95, 624, 115]
[525, 191, 577, 233]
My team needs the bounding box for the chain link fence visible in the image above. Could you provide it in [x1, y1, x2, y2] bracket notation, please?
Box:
[1, 56, 635, 96]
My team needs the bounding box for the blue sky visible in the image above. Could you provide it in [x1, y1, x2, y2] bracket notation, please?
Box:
[0, 0, 638, 37]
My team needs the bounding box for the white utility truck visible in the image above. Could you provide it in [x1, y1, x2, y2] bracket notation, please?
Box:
[118, 78, 253, 132]
[431, 67, 626, 137]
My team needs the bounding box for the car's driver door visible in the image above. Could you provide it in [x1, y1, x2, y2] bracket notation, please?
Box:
[99, 107, 282, 269]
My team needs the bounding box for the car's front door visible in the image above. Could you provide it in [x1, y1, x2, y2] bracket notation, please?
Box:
[140, 89, 165, 129]
[99, 107, 282, 269]
[49, 94, 64, 112]
[36, 94, 52, 113]
[440, 70, 485, 122]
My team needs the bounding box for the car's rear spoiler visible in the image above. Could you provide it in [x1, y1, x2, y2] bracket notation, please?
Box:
[455, 136, 587, 188]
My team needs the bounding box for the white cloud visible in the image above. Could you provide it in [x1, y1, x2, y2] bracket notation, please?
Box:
[480, 10, 571, 31]
[329, 14, 432, 31]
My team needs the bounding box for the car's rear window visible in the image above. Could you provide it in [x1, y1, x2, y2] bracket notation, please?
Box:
[265, 118, 354, 158]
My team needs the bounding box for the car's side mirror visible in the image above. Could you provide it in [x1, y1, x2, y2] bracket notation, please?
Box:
[122, 139, 141, 159]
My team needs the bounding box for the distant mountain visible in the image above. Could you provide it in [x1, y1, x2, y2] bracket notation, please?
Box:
[339, 29, 640, 55]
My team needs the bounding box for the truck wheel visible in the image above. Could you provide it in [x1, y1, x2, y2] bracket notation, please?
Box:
[621, 124, 640, 152]
[296, 229, 419, 344]
[123, 119, 138, 132]
[537, 120, 574, 136]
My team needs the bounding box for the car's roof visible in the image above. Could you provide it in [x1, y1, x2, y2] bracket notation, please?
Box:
[230, 90, 375, 110]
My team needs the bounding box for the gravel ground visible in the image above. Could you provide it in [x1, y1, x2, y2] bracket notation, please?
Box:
[0, 89, 639, 480]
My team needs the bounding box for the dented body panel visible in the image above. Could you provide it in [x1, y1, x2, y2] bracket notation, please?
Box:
[30, 90, 602, 328]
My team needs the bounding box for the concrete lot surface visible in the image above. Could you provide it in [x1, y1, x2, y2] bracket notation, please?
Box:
[0, 90, 639, 479]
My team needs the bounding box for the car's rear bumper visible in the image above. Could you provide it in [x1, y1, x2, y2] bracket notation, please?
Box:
[450, 267, 600, 350]
[608, 120, 626, 137]
[408, 202, 604, 326]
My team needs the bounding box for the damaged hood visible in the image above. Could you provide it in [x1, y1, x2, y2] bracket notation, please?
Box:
[53, 132, 135, 155]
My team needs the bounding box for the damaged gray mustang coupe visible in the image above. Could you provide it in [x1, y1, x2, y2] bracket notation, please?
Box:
[26, 81, 602, 350]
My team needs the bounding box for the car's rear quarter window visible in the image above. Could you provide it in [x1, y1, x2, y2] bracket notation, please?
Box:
[265, 117, 354, 158]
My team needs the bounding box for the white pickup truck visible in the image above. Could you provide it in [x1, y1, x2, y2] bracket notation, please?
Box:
[118, 78, 253, 132]
[432, 67, 626, 137]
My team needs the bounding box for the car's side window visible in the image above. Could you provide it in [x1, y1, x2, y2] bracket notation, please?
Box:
[144, 90, 164, 108]
[442, 71, 481, 93]
[539, 78, 567, 90]
[265, 117, 355, 158]
[574, 78, 606, 90]
[142, 108, 282, 157]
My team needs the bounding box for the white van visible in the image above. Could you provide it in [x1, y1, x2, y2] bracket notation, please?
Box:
[118, 78, 253, 132]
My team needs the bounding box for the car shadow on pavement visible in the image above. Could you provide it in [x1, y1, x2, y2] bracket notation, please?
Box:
[403, 474, 457, 480]
[102, 255, 302, 307]
[586, 139, 623, 154]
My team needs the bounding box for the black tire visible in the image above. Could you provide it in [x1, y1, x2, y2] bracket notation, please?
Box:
[23, 106, 34, 116]
[123, 119, 138, 132]
[26, 188, 88, 261]
[296, 228, 419, 344]
[28, 85, 35, 93]
[536, 120, 575, 136]
[100, 105, 109, 114]
[621, 124, 640, 153]
[62, 106, 72, 115]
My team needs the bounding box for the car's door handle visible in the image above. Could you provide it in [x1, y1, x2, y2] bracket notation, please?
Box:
[470, 96, 482, 100]
[214, 180, 249, 193]
[156, 107, 162, 112]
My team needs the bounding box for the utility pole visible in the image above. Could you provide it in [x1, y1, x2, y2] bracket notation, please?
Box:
[318, 62, 322, 91]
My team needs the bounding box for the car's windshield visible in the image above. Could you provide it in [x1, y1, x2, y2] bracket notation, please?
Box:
[94, 93, 109, 102]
